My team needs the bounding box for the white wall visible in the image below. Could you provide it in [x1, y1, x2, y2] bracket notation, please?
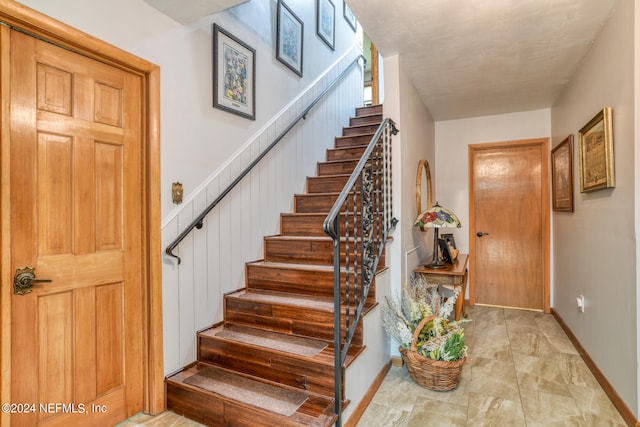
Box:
[435, 109, 551, 295]
[381, 55, 435, 356]
[17, 0, 364, 374]
[551, 0, 637, 416]
[343, 269, 391, 424]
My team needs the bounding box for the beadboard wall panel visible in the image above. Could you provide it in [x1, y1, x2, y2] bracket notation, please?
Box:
[161, 50, 365, 375]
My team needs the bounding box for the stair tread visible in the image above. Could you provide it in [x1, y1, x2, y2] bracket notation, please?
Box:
[308, 173, 351, 178]
[266, 234, 331, 240]
[200, 323, 364, 365]
[318, 158, 360, 164]
[353, 112, 381, 119]
[227, 289, 334, 312]
[281, 212, 359, 216]
[265, 235, 358, 242]
[248, 260, 335, 272]
[329, 144, 369, 151]
[201, 324, 333, 359]
[281, 213, 361, 221]
[335, 132, 375, 139]
[167, 363, 337, 426]
[293, 191, 364, 199]
[344, 123, 378, 130]
[317, 159, 360, 169]
[294, 191, 340, 196]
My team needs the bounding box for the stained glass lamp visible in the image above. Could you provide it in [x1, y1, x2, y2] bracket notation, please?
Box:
[414, 202, 461, 269]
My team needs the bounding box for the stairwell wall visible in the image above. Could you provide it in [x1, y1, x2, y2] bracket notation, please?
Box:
[16, 0, 364, 375]
[381, 54, 436, 353]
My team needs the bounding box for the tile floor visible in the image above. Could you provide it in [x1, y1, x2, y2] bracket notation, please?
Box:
[121, 305, 628, 426]
[357, 305, 627, 426]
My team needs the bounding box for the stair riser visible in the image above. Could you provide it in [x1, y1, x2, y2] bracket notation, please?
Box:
[280, 214, 327, 237]
[294, 191, 385, 213]
[224, 298, 364, 345]
[198, 337, 337, 397]
[294, 190, 384, 213]
[334, 134, 375, 148]
[264, 238, 386, 267]
[356, 105, 382, 117]
[167, 381, 334, 427]
[294, 193, 341, 213]
[265, 238, 335, 264]
[349, 114, 382, 126]
[281, 214, 359, 237]
[317, 160, 359, 176]
[343, 124, 380, 136]
[245, 263, 379, 300]
[246, 263, 334, 297]
[281, 214, 384, 237]
[307, 175, 360, 194]
[326, 146, 367, 161]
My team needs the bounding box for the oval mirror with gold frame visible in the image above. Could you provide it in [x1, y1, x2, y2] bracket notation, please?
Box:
[415, 160, 433, 231]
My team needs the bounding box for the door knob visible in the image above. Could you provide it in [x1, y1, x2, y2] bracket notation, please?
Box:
[13, 266, 52, 295]
[476, 231, 490, 237]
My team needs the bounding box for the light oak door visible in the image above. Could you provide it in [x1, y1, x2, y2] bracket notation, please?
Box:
[9, 29, 144, 426]
[469, 139, 550, 312]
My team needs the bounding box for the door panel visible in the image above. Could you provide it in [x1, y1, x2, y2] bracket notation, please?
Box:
[9, 29, 143, 426]
[470, 139, 549, 311]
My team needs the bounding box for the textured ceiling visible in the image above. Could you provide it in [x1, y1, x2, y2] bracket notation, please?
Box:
[346, 0, 619, 120]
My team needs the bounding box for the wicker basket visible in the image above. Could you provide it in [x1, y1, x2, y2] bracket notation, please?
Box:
[399, 315, 466, 391]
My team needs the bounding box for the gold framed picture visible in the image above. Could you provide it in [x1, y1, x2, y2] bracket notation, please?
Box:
[551, 135, 574, 212]
[578, 107, 614, 192]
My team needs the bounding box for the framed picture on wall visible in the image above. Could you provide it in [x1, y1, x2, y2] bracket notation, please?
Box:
[551, 134, 574, 211]
[212, 23, 256, 120]
[578, 107, 614, 192]
[343, 2, 357, 32]
[317, 0, 335, 51]
[276, 0, 304, 77]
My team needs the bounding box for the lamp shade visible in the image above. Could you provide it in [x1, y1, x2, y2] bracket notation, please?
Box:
[414, 202, 461, 229]
[414, 202, 461, 269]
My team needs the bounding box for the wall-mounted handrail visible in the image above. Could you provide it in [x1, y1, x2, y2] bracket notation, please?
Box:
[165, 54, 365, 264]
[323, 118, 398, 427]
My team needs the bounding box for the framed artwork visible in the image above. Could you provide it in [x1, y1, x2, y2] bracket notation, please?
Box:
[578, 107, 614, 192]
[343, 2, 356, 32]
[212, 23, 256, 120]
[317, 0, 335, 50]
[551, 135, 574, 211]
[276, 0, 303, 77]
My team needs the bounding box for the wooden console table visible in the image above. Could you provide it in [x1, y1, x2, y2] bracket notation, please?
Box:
[413, 254, 468, 321]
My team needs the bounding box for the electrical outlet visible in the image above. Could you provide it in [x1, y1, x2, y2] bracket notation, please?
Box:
[576, 294, 585, 312]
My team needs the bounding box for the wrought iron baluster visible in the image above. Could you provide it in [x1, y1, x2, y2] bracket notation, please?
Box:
[323, 118, 398, 427]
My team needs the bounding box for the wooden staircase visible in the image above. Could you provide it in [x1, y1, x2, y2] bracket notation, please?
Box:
[165, 105, 385, 427]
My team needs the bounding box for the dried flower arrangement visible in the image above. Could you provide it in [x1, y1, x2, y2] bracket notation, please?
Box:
[382, 277, 468, 362]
